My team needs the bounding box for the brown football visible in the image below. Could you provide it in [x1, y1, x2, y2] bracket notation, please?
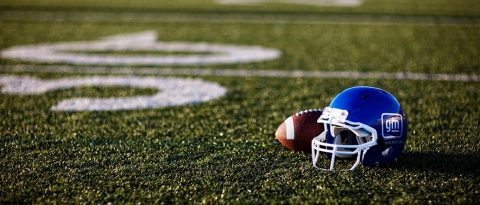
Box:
[275, 109, 324, 153]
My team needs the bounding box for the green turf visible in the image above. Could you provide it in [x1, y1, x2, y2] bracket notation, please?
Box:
[1, 0, 480, 17]
[1, 0, 479, 204]
[0, 21, 479, 74]
[1, 74, 479, 203]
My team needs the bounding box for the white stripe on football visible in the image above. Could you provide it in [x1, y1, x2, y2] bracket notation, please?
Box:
[275, 109, 324, 153]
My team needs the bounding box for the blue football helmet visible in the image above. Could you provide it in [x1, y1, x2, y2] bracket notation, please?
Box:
[312, 86, 408, 171]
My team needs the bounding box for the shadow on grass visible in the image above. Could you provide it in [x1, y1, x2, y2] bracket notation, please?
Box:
[394, 151, 480, 175]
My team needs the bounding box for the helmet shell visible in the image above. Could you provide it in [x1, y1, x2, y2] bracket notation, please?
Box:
[326, 86, 408, 166]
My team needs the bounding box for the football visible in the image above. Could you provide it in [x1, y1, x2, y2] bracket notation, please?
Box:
[275, 109, 324, 153]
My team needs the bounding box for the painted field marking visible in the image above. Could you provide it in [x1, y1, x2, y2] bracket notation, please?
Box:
[0, 75, 227, 111]
[1, 65, 478, 82]
[0, 31, 280, 66]
[216, 0, 362, 7]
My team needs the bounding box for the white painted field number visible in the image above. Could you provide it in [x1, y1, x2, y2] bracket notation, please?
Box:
[0, 31, 280, 66]
[0, 30, 281, 111]
[0, 75, 227, 111]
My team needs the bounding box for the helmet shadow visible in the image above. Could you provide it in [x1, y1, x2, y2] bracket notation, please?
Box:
[393, 151, 480, 176]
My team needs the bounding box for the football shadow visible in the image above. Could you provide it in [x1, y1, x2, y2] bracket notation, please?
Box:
[393, 151, 480, 175]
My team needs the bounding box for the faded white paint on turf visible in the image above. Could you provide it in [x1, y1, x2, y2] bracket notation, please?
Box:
[0, 75, 227, 111]
[1, 65, 478, 82]
[216, 0, 362, 7]
[0, 31, 280, 66]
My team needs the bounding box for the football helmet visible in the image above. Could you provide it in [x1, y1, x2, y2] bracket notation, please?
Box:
[312, 86, 408, 171]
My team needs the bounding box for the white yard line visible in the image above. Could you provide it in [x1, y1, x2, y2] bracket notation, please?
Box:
[0, 64, 478, 82]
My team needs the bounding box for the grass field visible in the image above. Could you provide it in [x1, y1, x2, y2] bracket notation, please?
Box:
[1, 0, 479, 203]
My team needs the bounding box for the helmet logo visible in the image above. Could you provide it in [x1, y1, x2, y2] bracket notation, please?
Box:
[382, 113, 403, 139]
